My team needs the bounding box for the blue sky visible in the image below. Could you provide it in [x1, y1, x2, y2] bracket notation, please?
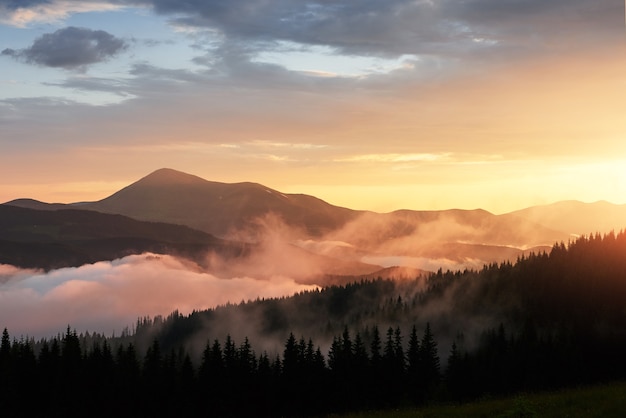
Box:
[1, 0, 625, 213]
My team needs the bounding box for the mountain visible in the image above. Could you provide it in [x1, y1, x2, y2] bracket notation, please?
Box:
[0, 204, 382, 283]
[0, 204, 246, 270]
[0, 169, 575, 249]
[78, 168, 359, 238]
[509, 200, 626, 236]
[6, 168, 625, 273]
[3, 198, 75, 211]
[326, 208, 567, 250]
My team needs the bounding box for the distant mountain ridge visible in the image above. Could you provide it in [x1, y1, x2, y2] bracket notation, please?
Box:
[5, 168, 626, 274]
[509, 200, 626, 236]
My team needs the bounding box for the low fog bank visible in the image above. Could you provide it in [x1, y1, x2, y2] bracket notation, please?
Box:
[0, 254, 317, 339]
[0, 211, 558, 341]
[0, 264, 41, 284]
[286, 210, 565, 280]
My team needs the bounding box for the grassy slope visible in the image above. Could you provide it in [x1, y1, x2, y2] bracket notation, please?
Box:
[328, 382, 626, 418]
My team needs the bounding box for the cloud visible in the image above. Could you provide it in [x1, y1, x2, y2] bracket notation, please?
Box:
[335, 153, 451, 163]
[138, 0, 462, 58]
[127, 0, 622, 61]
[1, 0, 624, 214]
[2, 1, 620, 70]
[0, 254, 317, 338]
[0, 1, 125, 27]
[2, 26, 128, 70]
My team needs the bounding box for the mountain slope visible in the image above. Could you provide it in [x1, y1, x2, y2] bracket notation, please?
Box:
[0, 204, 381, 283]
[3, 198, 75, 211]
[0, 204, 246, 270]
[508, 200, 626, 236]
[61, 168, 570, 251]
[327, 208, 567, 250]
[6, 169, 623, 273]
[80, 168, 359, 238]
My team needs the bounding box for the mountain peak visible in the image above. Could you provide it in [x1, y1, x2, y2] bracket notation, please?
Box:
[138, 168, 209, 186]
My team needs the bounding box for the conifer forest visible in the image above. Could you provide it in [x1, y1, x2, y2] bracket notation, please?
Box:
[3, 232, 626, 416]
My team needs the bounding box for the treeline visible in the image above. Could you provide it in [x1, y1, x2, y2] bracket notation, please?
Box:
[3, 232, 626, 416]
[1, 324, 439, 416]
[3, 320, 626, 417]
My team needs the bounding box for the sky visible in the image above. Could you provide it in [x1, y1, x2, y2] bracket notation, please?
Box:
[1, 0, 626, 214]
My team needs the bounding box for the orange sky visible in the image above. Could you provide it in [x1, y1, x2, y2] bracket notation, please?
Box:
[1, 1, 625, 214]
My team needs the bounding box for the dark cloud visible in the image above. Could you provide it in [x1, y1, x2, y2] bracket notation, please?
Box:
[124, 0, 621, 59]
[446, 0, 624, 48]
[2, 26, 128, 70]
[0, 0, 51, 8]
[3, 1, 620, 69]
[137, 0, 447, 57]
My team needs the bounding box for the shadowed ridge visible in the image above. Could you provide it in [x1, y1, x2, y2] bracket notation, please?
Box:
[3, 198, 69, 211]
[0, 204, 248, 270]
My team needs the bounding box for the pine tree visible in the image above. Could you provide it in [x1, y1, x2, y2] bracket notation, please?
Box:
[353, 332, 369, 369]
[257, 352, 272, 380]
[0, 328, 11, 394]
[407, 325, 420, 376]
[341, 326, 353, 361]
[327, 335, 342, 372]
[282, 333, 299, 378]
[367, 325, 385, 407]
[61, 327, 81, 365]
[393, 326, 405, 372]
[143, 339, 163, 381]
[383, 326, 395, 364]
[0, 328, 10, 362]
[419, 322, 440, 391]
[223, 334, 237, 372]
[238, 337, 256, 375]
[370, 325, 382, 366]
[445, 341, 466, 401]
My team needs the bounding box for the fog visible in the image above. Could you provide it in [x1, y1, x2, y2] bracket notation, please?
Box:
[361, 255, 485, 272]
[0, 254, 317, 339]
[0, 211, 556, 340]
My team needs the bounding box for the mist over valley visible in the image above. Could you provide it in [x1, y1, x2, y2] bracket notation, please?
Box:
[3, 168, 626, 338]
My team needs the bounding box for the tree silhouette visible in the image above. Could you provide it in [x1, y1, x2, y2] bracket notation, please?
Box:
[419, 322, 440, 398]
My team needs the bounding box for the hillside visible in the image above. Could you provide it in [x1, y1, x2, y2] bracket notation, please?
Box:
[0, 204, 246, 270]
[0, 204, 381, 282]
[509, 200, 626, 236]
[110, 231, 626, 364]
[79, 168, 359, 238]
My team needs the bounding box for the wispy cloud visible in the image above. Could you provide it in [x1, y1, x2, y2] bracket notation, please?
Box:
[335, 153, 451, 163]
[246, 140, 328, 150]
[0, 1, 125, 27]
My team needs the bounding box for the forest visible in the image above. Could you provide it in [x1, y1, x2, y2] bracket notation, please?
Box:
[2, 231, 626, 416]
